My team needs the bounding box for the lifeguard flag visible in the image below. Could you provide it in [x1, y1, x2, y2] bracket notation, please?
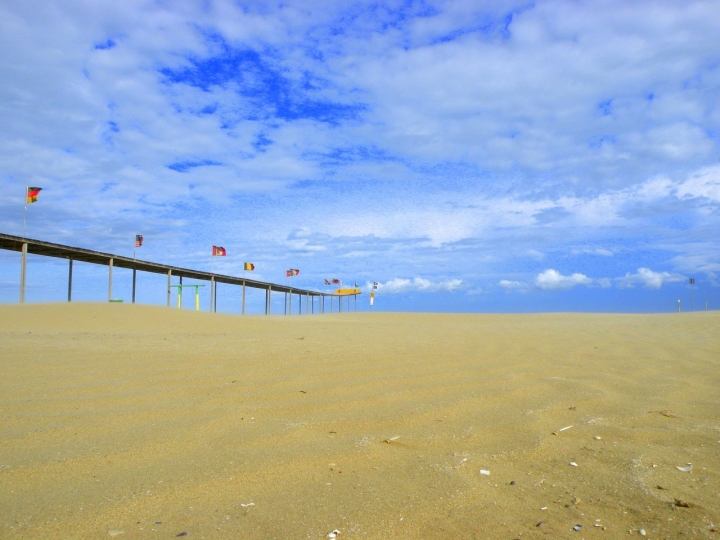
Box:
[331, 278, 341, 284]
[212, 246, 226, 256]
[286, 268, 299, 277]
[324, 279, 331, 285]
[26, 187, 42, 204]
[244, 262, 255, 271]
[134, 235, 143, 248]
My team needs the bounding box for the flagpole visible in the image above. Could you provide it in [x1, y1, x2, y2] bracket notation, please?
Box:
[23, 187, 27, 238]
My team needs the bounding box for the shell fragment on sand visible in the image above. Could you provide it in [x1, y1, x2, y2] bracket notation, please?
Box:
[553, 425, 574, 435]
[383, 436, 400, 443]
[108, 531, 124, 537]
[479, 469, 490, 476]
[327, 529, 341, 538]
[240, 502, 255, 507]
[676, 464, 693, 472]
[569, 461, 578, 467]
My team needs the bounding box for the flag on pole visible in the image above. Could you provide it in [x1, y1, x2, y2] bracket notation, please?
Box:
[373, 282, 379, 290]
[244, 262, 255, 271]
[354, 282, 358, 288]
[286, 269, 299, 277]
[212, 246, 226, 256]
[331, 278, 341, 284]
[26, 187, 42, 204]
[324, 279, 331, 285]
[134, 235, 143, 248]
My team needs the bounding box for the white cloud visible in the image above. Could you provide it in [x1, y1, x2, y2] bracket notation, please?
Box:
[616, 267, 685, 289]
[499, 279, 527, 290]
[375, 277, 463, 294]
[535, 269, 592, 290]
[676, 165, 720, 202]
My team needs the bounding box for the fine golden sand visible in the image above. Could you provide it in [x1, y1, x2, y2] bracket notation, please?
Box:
[0, 303, 718, 539]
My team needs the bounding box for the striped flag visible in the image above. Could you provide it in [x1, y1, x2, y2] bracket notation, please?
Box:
[26, 187, 42, 204]
[244, 262, 255, 271]
[212, 246, 226, 256]
[286, 269, 299, 277]
[134, 235, 143, 248]
[324, 279, 331, 285]
[331, 278, 341, 284]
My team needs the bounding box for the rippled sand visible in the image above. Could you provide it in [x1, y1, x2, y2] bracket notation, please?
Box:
[1, 303, 718, 539]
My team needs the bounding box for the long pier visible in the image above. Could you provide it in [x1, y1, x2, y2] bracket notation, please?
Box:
[0, 233, 357, 314]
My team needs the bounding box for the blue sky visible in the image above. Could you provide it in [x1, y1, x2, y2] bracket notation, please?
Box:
[1, 0, 719, 313]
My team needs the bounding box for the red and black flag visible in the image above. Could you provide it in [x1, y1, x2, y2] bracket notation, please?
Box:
[212, 246, 226, 256]
[26, 187, 42, 204]
[134, 235, 143, 248]
[286, 269, 299, 277]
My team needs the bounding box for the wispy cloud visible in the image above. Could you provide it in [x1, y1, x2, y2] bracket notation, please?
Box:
[374, 277, 463, 294]
[535, 269, 593, 290]
[616, 268, 685, 290]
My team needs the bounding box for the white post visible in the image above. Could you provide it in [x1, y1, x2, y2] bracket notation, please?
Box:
[167, 270, 172, 307]
[19, 242, 27, 303]
[242, 281, 246, 315]
[108, 258, 113, 301]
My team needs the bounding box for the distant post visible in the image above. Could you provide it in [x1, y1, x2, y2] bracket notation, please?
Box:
[132, 267, 137, 303]
[19, 242, 27, 303]
[242, 281, 246, 315]
[677, 299, 681, 313]
[689, 278, 695, 311]
[67, 258, 73, 302]
[166, 270, 172, 307]
[108, 258, 114, 302]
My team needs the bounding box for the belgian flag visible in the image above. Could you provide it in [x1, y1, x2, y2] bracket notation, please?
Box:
[244, 262, 255, 271]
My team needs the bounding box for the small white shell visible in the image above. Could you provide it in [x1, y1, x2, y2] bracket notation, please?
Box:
[676, 465, 692, 472]
[479, 469, 490, 476]
[569, 462, 578, 467]
[327, 529, 341, 539]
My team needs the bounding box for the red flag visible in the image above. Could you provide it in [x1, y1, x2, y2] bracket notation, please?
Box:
[286, 269, 299, 277]
[212, 246, 226, 256]
[331, 278, 341, 284]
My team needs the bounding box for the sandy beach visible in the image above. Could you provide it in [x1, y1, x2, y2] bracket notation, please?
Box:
[0, 303, 718, 539]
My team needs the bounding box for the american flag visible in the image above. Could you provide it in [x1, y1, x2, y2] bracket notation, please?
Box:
[134, 235, 143, 248]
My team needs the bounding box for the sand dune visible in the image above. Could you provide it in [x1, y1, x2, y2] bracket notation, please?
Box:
[1, 303, 718, 539]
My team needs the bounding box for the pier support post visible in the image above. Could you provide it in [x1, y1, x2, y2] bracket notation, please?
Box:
[108, 258, 113, 302]
[132, 268, 137, 303]
[167, 270, 172, 307]
[19, 242, 27, 303]
[242, 281, 246, 315]
[214, 281, 218, 313]
[67, 258, 73, 302]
